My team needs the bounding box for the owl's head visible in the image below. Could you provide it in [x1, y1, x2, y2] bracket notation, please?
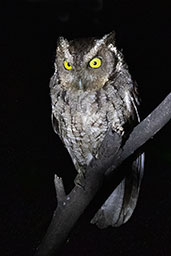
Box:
[55, 31, 124, 91]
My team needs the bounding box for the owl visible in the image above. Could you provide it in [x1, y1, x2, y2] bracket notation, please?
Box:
[49, 32, 144, 228]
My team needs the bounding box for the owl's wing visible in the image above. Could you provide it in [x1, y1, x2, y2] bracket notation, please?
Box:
[91, 90, 144, 228]
[91, 153, 144, 228]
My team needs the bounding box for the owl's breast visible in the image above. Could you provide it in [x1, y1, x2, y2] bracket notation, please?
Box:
[52, 85, 133, 172]
[63, 94, 109, 169]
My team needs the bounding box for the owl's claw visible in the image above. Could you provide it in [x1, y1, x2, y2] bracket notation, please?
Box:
[74, 172, 86, 190]
[112, 124, 124, 136]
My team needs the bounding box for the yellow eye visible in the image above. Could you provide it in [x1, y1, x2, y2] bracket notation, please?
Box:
[64, 60, 72, 70]
[89, 57, 102, 68]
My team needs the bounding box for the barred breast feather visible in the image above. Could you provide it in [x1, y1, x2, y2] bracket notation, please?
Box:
[50, 75, 136, 173]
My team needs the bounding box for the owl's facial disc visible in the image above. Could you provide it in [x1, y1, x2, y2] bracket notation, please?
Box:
[58, 54, 112, 91]
[61, 56, 105, 91]
[56, 33, 118, 91]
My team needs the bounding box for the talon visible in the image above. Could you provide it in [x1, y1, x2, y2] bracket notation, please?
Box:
[74, 172, 86, 190]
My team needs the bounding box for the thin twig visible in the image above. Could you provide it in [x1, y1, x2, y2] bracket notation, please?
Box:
[54, 175, 66, 201]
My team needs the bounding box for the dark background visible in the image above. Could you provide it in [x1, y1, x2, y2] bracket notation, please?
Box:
[0, 0, 170, 255]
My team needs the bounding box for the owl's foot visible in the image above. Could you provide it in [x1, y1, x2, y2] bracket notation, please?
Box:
[74, 172, 86, 190]
[112, 123, 124, 136]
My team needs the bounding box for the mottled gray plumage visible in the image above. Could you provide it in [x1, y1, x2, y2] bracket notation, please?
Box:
[50, 32, 144, 228]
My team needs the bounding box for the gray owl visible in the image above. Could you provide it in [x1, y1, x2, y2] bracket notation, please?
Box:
[50, 32, 144, 228]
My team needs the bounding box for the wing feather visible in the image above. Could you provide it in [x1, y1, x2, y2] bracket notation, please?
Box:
[91, 89, 145, 228]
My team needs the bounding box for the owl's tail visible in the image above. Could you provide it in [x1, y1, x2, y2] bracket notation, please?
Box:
[91, 153, 145, 228]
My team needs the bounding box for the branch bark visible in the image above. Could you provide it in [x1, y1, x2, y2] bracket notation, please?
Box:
[35, 93, 171, 256]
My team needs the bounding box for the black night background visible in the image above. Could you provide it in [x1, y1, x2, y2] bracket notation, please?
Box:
[0, 1, 170, 255]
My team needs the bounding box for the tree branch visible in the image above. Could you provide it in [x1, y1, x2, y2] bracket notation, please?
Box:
[35, 93, 171, 256]
[105, 92, 171, 175]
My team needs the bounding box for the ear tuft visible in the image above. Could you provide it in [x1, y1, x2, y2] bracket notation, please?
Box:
[57, 37, 69, 48]
[102, 31, 116, 45]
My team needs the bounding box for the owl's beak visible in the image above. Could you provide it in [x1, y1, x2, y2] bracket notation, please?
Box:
[79, 79, 83, 90]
